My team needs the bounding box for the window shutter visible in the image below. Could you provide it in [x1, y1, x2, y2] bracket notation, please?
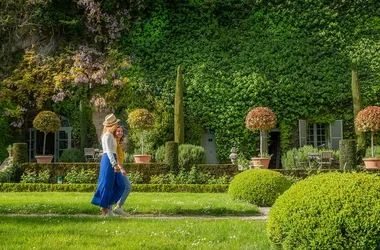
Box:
[299, 119, 306, 147]
[330, 120, 343, 150]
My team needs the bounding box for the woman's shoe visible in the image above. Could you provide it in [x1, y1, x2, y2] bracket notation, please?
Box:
[113, 207, 128, 216]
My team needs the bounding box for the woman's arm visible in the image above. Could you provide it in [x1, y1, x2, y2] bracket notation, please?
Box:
[103, 133, 117, 167]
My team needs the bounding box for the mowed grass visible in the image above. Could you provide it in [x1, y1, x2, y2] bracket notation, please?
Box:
[0, 215, 271, 250]
[0, 192, 271, 249]
[0, 192, 261, 216]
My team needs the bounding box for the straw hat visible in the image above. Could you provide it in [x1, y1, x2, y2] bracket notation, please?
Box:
[103, 113, 120, 127]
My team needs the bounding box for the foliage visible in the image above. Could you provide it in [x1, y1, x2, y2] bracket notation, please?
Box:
[177, 144, 206, 170]
[64, 167, 97, 184]
[156, 144, 206, 170]
[174, 65, 184, 144]
[119, 0, 380, 161]
[12, 143, 28, 164]
[267, 172, 380, 249]
[128, 108, 155, 131]
[165, 141, 178, 173]
[0, 159, 24, 183]
[245, 107, 277, 132]
[355, 106, 380, 132]
[282, 145, 339, 169]
[149, 166, 232, 185]
[355, 106, 380, 157]
[228, 169, 292, 207]
[59, 148, 85, 162]
[20, 170, 50, 184]
[33, 111, 61, 134]
[33, 111, 61, 155]
[127, 170, 144, 184]
[365, 146, 380, 158]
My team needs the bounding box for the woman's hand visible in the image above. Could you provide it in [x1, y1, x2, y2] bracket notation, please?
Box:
[121, 168, 127, 176]
[113, 164, 121, 172]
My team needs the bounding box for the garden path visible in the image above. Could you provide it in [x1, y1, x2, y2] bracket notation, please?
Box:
[5, 207, 270, 220]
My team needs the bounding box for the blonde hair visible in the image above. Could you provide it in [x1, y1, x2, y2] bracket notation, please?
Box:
[101, 123, 118, 138]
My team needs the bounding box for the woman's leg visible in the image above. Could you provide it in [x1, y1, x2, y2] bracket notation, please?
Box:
[116, 175, 132, 208]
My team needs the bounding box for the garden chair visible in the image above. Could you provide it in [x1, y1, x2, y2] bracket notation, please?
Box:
[84, 148, 95, 162]
[318, 152, 334, 168]
[308, 152, 320, 167]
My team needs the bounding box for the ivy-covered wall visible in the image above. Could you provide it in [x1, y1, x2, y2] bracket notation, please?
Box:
[120, 0, 380, 161]
[1, 0, 380, 162]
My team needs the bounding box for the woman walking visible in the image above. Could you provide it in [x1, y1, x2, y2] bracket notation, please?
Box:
[91, 114, 125, 217]
[112, 125, 132, 216]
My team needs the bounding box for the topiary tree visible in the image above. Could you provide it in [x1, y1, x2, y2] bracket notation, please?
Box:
[165, 141, 178, 173]
[174, 65, 185, 144]
[127, 109, 155, 155]
[228, 169, 291, 207]
[355, 106, 380, 157]
[245, 107, 277, 157]
[267, 172, 380, 249]
[33, 111, 61, 155]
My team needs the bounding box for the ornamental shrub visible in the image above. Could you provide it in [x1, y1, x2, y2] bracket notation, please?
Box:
[12, 143, 28, 164]
[155, 144, 206, 170]
[165, 141, 178, 173]
[59, 148, 85, 162]
[228, 169, 291, 206]
[355, 106, 380, 157]
[266, 172, 380, 249]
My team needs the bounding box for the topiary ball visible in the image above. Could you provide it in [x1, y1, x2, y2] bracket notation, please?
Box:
[266, 172, 380, 249]
[228, 169, 292, 207]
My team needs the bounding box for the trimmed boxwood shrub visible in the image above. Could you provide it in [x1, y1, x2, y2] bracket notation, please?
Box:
[59, 148, 85, 162]
[0, 183, 228, 193]
[13, 143, 28, 164]
[266, 172, 380, 249]
[165, 141, 178, 173]
[228, 169, 292, 206]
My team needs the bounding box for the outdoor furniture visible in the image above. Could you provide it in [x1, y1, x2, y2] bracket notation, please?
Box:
[94, 149, 103, 161]
[84, 148, 95, 162]
[318, 151, 334, 167]
[294, 153, 307, 168]
[308, 152, 320, 167]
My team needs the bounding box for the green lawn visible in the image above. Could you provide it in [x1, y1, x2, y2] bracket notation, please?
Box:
[0, 192, 271, 249]
[0, 215, 271, 250]
[0, 192, 261, 216]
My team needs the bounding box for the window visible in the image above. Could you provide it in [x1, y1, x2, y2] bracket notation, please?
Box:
[299, 120, 342, 150]
[307, 123, 326, 148]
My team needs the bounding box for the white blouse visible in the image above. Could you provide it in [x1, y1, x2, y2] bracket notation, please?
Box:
[102, 132, 117, 166]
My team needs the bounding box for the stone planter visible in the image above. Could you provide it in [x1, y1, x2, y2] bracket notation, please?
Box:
[133, 155, 151, 163]
[362, 158, 380, 169]
[35, 155, 54, 163]
[252, 157, 271, 169]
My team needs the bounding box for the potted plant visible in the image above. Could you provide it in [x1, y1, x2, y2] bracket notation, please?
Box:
[355, 106, 380, 168]
[33, 111, 61, 163]
[245, 106, 277, 168]
[127, 108, 155, 163]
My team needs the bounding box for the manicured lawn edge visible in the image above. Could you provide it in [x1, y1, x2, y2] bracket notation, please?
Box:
[0, 183, 228, 193]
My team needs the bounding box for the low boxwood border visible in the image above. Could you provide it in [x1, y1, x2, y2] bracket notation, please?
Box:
[0, 183, 228, 193]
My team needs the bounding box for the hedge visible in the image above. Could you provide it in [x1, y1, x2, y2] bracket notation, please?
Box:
[0, 183, 228, 193]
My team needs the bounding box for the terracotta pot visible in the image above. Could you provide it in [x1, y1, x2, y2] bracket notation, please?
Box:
[251, 157, 271, 169]
[35, 155, 54, 163]
[133, 155, 151, 163]
[362, 158, 380, 169]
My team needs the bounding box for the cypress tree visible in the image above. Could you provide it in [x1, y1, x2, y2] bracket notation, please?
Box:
[174, 65, 185, 144]
[351, 59, 365, 158]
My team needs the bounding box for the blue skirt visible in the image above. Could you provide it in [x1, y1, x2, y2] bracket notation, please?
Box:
[91, 153, 125, 208]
